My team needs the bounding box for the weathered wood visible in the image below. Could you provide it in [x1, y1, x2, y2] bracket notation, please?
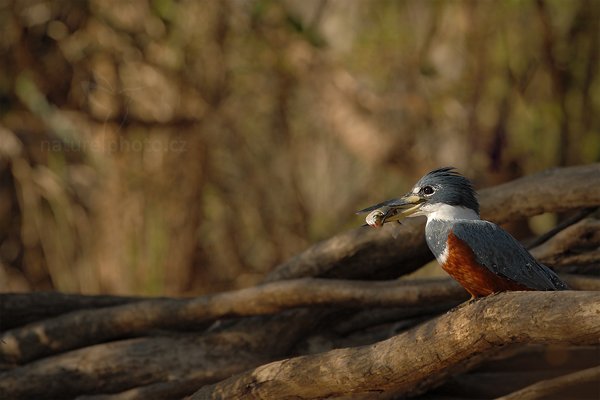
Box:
[496, 365, 600, 400]
[431, 344, 600, 398]
[76, 379, 209, 400]
[0, 293, 147, 331]
[0, 278, 466, 365]
[524, 207, 597, 249]
[331, 302, 457, 336]
[0, 309, 318, 400]
[190, 291, 600, 399]
[435, 371, 582, 398]
[3, 273, 597, 367]
[0, 335, 262, 400]
[476, 344, 600, 373]
[530, 218, 600, 266]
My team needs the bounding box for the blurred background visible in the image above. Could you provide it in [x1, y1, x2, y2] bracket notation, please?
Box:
[0, 0, 598, 296]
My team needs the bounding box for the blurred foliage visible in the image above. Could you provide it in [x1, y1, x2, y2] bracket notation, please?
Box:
[0, 0, 598, 295]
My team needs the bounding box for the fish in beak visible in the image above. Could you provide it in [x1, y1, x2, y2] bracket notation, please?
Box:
[357, 194, 425, 228]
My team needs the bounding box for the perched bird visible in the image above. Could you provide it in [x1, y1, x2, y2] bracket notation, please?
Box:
[357, 167, 568, 298]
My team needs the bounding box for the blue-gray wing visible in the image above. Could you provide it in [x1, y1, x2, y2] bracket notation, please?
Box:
[452, 221, 568, 290]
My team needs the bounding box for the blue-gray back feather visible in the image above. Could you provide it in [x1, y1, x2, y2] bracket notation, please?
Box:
[452, 221, 568, 290]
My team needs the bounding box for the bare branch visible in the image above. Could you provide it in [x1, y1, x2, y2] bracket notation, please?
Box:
[496, 365, 600, 400]
[530, 217, 600, 266]
[525, 207, 597, 249]
[0, 279, 466, 365]
[0, 292, 146, 331]
[0, 335, 263, 400]
[0, 309, 316, 400]
[2, 273, 597, 366]
[75, 379, 208, 400]
[190, 291, 600, 400]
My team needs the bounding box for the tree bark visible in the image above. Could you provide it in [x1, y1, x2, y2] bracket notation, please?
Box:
[3, 274, 597, 366]
[0, 292, 146, 331]
[0, 278, 467, 365]
[190, 291, 600, 399]
[496, 365, 600, 400]
[530, 217, 600, 266]
[0, 310, 317, 399]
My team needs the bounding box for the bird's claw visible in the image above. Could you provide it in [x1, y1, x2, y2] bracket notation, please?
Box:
[447, 296, 480, 313]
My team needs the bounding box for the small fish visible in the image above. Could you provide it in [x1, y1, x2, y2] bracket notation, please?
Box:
[365, 209, 386, 227]
[364, 206, 400, 228]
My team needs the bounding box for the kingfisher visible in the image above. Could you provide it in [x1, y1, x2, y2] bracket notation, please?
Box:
[357, 167, 568, 298]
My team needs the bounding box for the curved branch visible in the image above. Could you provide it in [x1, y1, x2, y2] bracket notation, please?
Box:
[0, 335, 264, 400]
[0, 292, 145, 331]
[0, 308, 318, 399]
[530, 217, 600, 266]
[525, 207, 597, 249]
[190, 291, 600, 400]
[3, 274, 598, 366]
[497, 365, 600, 400]
[266, 164, 600, 282]
[0, 278, 467, 365]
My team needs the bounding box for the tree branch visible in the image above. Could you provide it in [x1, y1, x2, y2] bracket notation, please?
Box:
[190, 291, 600, 399]
[2, 274, 598, 366]
[525, 207, 597, 249]
[0, 279, 466, 365]
[0, 335, 264, 400]
[530, 217, 600, 266]
[0, 292, 146, 331]
[0, 309, 317, 400]
[496, 365, 600, 400]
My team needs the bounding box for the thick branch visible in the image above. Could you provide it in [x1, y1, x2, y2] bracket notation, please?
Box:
[0, 310, 316, 400]
[525, 207, 597, 249]
[3, 274, 598, 366]
[266, 164, 600, 282]
[0, 292, 145, 331]
[190, 291, 600, 400]
[0, 278, 466, 365]
[530, 217, 600, 266]
[436, 370, 592, 398]
[0, 335, 263, 400]
[497, 365, 600, 400]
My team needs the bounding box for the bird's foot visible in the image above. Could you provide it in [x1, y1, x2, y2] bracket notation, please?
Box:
[447, 296, 480, 313]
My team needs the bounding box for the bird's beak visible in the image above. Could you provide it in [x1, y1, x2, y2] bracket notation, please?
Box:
[357, 194, 425, 226]
[380, 194, 425, 222]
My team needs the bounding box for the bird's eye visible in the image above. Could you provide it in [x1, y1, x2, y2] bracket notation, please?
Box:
[422, 186, 435, 195]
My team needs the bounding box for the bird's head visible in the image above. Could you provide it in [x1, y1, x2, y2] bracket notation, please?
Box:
[358, 167, 480, 226]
